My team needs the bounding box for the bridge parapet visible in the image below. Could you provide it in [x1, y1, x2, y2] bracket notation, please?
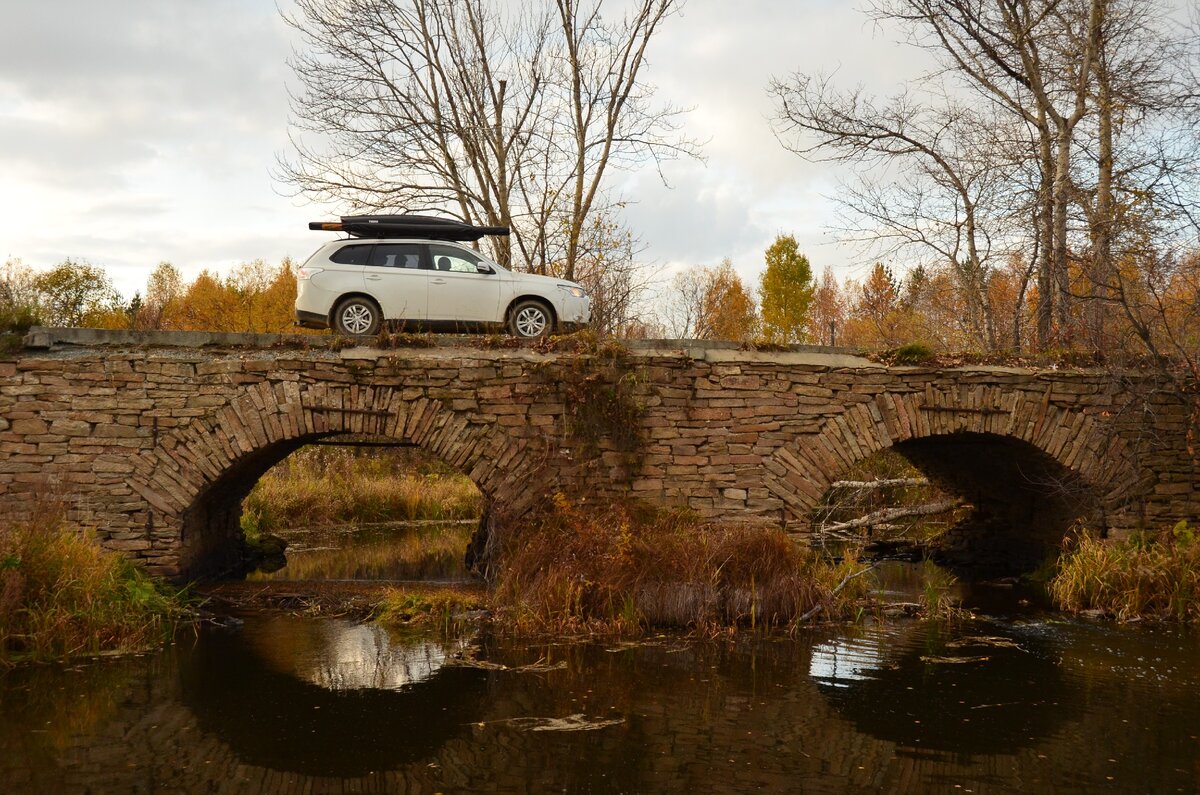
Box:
[1, 329, 1195, 578]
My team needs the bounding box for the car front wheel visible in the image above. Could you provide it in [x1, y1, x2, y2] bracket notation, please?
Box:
[333, 297, 382, 336]
[509, 300, 553, 339]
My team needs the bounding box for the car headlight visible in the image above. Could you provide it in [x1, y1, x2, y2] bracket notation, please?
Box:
[557, 284, 586, 298]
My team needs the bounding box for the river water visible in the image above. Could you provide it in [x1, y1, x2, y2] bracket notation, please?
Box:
[2, 585, 1198, 793]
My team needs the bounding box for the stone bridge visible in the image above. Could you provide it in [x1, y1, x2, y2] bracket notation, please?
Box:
[0, 328, 1195, 579]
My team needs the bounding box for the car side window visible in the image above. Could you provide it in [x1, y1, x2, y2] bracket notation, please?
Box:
[329, 244, 374, 265]
[370, 243, 426, 269]
[429, 244, 484, 274]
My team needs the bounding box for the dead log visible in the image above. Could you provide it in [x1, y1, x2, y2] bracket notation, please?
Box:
[818, 499, 963, 534]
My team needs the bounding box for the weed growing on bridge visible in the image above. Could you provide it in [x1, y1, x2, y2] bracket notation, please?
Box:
[0, 513, 190, 665]
[1051, 522, 1200, 622]
[492, 496, 872, 635]
[532, 335, 647, 478]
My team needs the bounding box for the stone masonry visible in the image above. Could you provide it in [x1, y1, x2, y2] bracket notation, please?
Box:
[0, 329, 1195, 578]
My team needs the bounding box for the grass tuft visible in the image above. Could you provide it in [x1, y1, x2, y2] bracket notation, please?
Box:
[1051, 521, 1200, 622]
[0, 511, 189, 665]
[373, 585, 486, 633]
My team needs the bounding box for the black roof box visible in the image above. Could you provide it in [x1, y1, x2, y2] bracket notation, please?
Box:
[308, 214, 510, 242]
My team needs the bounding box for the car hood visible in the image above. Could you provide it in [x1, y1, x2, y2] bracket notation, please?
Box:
[503, 271, 583, 290]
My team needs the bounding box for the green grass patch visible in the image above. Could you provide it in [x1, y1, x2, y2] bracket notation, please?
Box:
[373, 585, 486, 631]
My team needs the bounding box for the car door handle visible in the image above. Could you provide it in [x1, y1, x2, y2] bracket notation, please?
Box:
[431, 278, 447, 285]
[365, 274, 382, 281]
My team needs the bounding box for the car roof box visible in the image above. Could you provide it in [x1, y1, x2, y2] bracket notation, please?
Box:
[308, 214, 510, 241]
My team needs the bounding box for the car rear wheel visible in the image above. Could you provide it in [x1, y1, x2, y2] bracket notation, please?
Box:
[333, 297, 382, 336]
[509, 300, 553, 339]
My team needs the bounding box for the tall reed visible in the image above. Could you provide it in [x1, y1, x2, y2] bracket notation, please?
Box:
[243, 446, 482, 535]
[493, 495, 871, 634]
[1051, 522, 1200, 622]
[0, 512, 188, 664]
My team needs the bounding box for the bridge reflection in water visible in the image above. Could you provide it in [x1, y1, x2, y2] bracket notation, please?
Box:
[1, 611, 1198, 793]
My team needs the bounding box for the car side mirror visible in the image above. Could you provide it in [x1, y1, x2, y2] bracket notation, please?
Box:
[476, 263, 495, 274]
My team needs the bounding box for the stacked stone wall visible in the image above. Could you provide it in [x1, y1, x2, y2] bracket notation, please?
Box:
[0, 337, 1195, 577]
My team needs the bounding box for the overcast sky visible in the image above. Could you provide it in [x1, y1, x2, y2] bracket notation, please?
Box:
[1, 0, 938, 299]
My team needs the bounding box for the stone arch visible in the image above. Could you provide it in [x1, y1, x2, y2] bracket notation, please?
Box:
[126, 380, 551, 578]
[765, 385, 1141, 535]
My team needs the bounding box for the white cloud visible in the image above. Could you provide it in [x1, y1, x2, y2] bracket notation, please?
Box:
[0, 0, 1032, 302]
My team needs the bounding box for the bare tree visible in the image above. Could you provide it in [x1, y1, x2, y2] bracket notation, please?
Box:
[280, 0, 699, 277]
[771, 0, 1198, 352]
[771, 76, 1023, 349]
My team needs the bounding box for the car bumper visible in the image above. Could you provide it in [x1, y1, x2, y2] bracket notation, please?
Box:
[558, 295, 591, 325]
[294, 309, 329, 329]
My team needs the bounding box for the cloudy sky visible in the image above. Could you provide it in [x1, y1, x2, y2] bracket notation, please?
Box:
[1, 0, 930, 299]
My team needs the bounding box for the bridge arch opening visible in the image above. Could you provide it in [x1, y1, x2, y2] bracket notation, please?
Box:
[811, 431, 1101, 577]
[179, 434, 486, 580]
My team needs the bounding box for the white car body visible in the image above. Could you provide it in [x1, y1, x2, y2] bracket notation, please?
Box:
[294, 238, 591, 337]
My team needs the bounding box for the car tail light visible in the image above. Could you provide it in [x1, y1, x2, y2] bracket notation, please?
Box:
[297, 266, 324, 280]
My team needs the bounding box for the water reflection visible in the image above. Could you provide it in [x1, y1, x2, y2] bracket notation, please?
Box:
[1, 615, 1197, 793]
[241, 613, 471, 690]
[179, 616, 487, 776]
[811, 621, 1072, 754]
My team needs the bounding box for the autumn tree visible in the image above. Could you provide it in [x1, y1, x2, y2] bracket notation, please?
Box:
[141, 262, 184, 330]
[807, 267, 845, 346]
[758, 234, 815, 344]
[842, 262, 905, 348]
[31, 260, 120, 327]
[770, 0, 1198, 352]
[0, 259, 42, 331]
[698, 259, 758, 342]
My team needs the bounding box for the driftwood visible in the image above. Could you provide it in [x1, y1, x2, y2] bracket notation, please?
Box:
[828, 478, 930, 489]
[818, 499, 963, 535]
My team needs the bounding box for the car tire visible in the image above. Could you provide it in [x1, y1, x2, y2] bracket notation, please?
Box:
[508, 300, 553, 339]
[333, 297, 382, 336]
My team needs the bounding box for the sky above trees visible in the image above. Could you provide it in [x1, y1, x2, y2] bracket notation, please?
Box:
[0, 0, 948, 298]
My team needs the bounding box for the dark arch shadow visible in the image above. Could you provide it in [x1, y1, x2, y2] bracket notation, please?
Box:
[898, 432, 1098, 576]
[822, 432, 1100, 578]
[180, 432, 333, 578]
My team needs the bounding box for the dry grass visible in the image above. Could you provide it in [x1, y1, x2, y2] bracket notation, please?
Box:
[1051, 521, 1200, 622]
[492, 495, 872, 635]
[0, 511, 189, 665]
[242, 446, 482, 536]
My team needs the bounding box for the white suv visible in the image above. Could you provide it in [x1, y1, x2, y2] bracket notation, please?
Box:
[295, 215, 591, 338]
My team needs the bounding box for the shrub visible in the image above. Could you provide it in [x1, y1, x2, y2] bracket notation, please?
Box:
[1051, 522, 1200, 622]
[892, 342, 935, 364]
[492, 496, 871, 634]
[0, 512, 189, 664]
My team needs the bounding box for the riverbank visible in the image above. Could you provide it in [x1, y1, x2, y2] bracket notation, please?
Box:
[0, 514, 191, 666]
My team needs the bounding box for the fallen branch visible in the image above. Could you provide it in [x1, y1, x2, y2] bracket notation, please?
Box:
[818, 499, 963, 535]
[829, 478, 929, 489]
[798, 563, 877, 622]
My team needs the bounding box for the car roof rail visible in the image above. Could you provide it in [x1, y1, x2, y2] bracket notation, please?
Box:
[308, 214, 510, 242]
